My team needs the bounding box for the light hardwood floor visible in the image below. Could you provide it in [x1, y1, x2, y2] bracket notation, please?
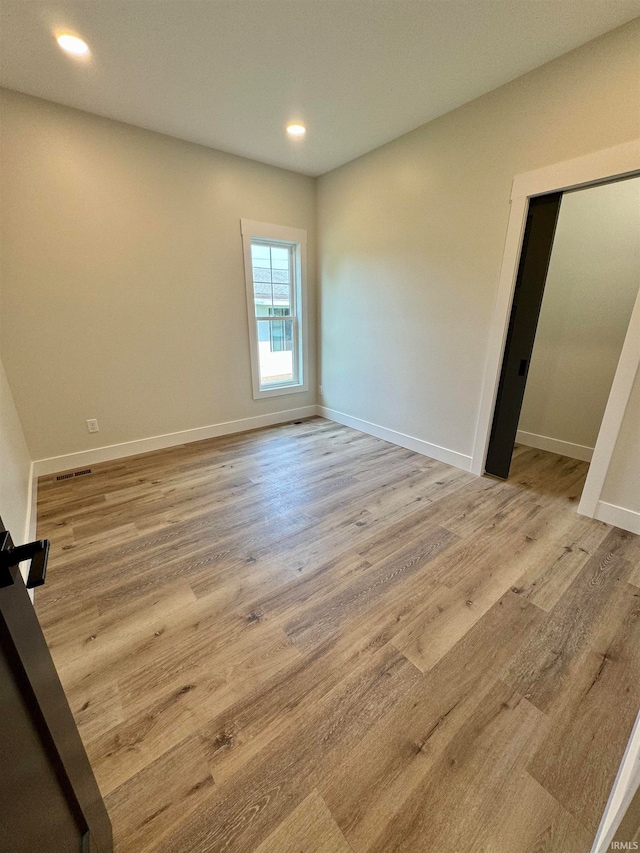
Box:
[35, 417, 640, 852]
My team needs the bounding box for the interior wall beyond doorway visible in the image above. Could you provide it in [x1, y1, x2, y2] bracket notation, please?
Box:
[517, 177, 640, 461]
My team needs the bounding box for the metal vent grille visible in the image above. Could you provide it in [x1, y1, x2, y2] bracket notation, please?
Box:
[56, 468, 92, 482]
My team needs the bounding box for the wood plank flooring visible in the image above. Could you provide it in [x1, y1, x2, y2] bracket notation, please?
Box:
[35, 417, 640, 852]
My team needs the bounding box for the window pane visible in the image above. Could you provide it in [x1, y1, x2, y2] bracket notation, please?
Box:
[271, 248, 289, 282]
[252, 243, 292, 313]
[273, 282, 291, 311]
[253, 285, 272, 311]
[251, 244, 271, 265]
[270, 246, 289, 263]
[253, 266, 272, 283]
[257, 319, 294, 385]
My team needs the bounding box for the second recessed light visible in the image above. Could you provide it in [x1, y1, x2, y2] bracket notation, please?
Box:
[286, 123, 306, 137]
[57, 34, 89, 55]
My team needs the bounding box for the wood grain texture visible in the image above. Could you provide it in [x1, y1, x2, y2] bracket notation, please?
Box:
[253, 790, 353, 853]
[35, 418, 640, 852]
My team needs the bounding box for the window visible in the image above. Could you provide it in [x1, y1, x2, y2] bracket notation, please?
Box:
[241, 220, 307, 398]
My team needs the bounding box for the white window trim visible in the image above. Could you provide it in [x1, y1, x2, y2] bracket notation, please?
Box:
[241, 219, 308, 400]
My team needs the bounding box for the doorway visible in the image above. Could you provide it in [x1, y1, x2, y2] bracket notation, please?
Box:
[472, 140, 640, 528]
[485, 176, 640, 487]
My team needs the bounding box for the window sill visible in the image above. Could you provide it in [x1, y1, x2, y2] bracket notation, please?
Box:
[253, 382, 308, 400]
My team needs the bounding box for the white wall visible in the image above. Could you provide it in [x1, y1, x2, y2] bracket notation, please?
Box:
[0, 182, 32, 542]
[1, 21, 639, 525]
[0, 90, 317, 461]
[0, 355, 31, 544]
[518, 178, 640, 456]
[317, 20, 640, 490]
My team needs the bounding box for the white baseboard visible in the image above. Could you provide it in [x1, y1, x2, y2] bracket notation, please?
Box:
[29, 409, 638, 542]
[516, 429, 594, 462]
[32, 406, 318, 477]
[593, 500, 640, 535]
[317, 406, 472, 471]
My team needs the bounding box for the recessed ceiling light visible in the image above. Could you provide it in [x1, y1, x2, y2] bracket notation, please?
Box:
[56, 34, 89, 56]
[286, 123, 306, 137]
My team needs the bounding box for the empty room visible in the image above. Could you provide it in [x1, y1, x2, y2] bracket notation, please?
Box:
[1, 3, 639, 852]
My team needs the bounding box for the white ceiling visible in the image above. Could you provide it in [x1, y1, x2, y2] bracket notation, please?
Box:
[1, 2, 638, 176]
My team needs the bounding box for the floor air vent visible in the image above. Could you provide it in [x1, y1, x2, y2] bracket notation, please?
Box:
[56, 468, 92, 482]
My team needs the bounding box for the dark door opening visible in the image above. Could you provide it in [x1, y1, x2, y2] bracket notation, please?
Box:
[485, 192, 563, 479]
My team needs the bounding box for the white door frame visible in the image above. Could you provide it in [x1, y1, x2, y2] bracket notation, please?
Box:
[471, 139, 640, 522]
